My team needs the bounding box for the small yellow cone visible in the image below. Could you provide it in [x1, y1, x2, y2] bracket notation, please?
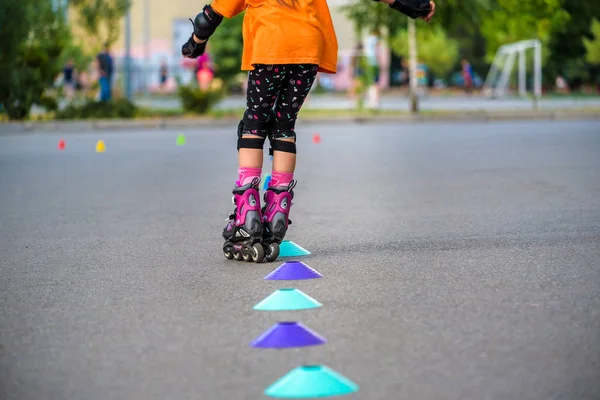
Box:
[96, 140, 105, 153]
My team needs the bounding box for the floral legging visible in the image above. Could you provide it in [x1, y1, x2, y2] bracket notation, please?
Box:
[243, 64, 318, 138]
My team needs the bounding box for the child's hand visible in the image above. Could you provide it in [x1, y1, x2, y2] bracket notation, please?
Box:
[421, 1, 435, 23]
[181, 34, 207, 59]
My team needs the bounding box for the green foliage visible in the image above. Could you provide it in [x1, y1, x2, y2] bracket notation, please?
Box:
[0, 0, 71, 120]
[340, 0, 407, 38]
[55, 99, 137, 119]
[177, 84, 225, 115]
[584, 19, 600, 65]
[479, 0, 569, 62]
[61, 42, 94, 72]
[341, 0, 600, 87]
[210, 12, 245, 85]
[390, 24, 459, 77]
[69, 0, 131, 49]
[546, 0, 600, 79]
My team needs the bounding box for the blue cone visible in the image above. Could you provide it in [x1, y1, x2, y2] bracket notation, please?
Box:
[263, 174, 272, 190]
[278, 241, 311, 258]
[264, 261, 323, 281]
[265, 365, 359, 398]
[250, 322, 326, 349]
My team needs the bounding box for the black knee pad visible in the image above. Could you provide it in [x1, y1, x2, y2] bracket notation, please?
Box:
[237, 112, 271, 151]
[268, 120, 297, 155]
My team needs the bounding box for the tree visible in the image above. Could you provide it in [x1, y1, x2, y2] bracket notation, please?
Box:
[0, 0, 71, 120]
[584, 19, 600, 65]
[69, 0, 131, 49]
[210, 12, 245, 85]
[546, 0, 600, 82]
[390, 24, 459, 78]
[340, 0, 408, 39]
[479, 0, 569, 62]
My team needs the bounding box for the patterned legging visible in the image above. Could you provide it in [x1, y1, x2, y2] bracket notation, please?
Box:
[243, 64, 318, 138]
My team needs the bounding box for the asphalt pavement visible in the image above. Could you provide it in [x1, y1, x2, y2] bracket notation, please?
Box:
[1, 120, 599, 400]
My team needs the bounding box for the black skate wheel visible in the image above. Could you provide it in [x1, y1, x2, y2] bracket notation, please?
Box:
[251, 243, 265, 263]
[265, 242, 280, 262]
[242, 251, 253, 262]
[223, 243, 234, 259]
[234, 251, 243, 261]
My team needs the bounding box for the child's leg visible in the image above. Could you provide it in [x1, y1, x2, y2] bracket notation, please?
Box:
[221, 65, 286, 262]
[261, 64, 318, 261]
[237, 65, 284, 186]
[270, 64, 318, 179]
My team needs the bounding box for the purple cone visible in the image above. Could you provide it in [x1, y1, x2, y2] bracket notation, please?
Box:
[264, 261, 323, 280]
[251, 322, 327, 349]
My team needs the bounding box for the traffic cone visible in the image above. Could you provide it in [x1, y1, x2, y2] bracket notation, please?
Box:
[253, 288, 322, 311]
[265, 365, 359, 398]
[57, 139, 65, 150]
[95, 140, 105, 153]
[264, 260, 323, 281]
[263, 174, 272, 190]
[312, 133, 321, 144]
[279, 240, 311, 257]
[176, 134, 186, 146]
[251, 322, 326, 349]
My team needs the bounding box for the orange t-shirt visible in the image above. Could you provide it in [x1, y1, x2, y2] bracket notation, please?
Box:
[210, 0, 338, 74]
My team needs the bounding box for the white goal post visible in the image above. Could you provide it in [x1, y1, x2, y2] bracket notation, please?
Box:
[482, 39, 542, 98]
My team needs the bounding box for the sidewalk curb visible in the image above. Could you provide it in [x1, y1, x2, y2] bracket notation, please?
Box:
[1, 110, 599, 133]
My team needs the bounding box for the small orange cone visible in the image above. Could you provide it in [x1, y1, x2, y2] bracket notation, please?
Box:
[58, 139, 66, 150]
[312, 134, 321, 144]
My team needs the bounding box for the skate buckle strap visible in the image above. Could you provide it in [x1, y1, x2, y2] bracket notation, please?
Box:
[287, 180, 297, 192]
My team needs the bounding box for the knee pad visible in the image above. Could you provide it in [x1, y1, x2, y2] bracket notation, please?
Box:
[237, 112, 271, 151]
[268, 120, 297, 155]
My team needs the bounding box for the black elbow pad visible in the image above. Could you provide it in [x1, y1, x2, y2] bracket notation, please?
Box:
[193, 5, 223, 40]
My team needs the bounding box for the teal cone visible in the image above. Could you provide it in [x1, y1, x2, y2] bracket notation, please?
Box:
[279, 241, 311, 258]
[265, 365, 359, 398]
[253, 288, 322, 311]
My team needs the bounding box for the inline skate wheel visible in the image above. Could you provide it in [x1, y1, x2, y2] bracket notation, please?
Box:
[251, 243, 265, 263]
[242, 250, 252, 262]
[234, 251, 243, 261]
[265, 242, 280, 262]
[223, 243, 234, 259]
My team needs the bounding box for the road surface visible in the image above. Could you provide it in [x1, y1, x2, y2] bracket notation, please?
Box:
[1, 120, 599, 400]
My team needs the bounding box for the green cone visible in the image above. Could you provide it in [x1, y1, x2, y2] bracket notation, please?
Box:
[176, 134, 186, 146]
[265, 365, 359, 398]
[254, 288, 322, 311]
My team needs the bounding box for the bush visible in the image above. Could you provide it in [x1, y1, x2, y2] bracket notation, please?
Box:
[39, 94, 59, 112]
[177, 84, 224, 115]
[0, 1, 71, 120]
[55, 98, 136, 119]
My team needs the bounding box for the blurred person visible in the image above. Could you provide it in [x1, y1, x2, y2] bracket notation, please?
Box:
[181, 0, 436, 262]
[349, 42, 365, 100]
[159, 59, 169, 92]
[364, 28, 382, 108]
[461, 58, 473, 95]
[62, 59, 76, 101]
[555, 75, 570, 94]
[97, 43, 114, 101]
[195, 49, 215, 91]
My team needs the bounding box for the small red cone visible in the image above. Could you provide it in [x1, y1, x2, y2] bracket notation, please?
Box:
[312, 134, 321, 144]
[58, 139, 66, 150]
